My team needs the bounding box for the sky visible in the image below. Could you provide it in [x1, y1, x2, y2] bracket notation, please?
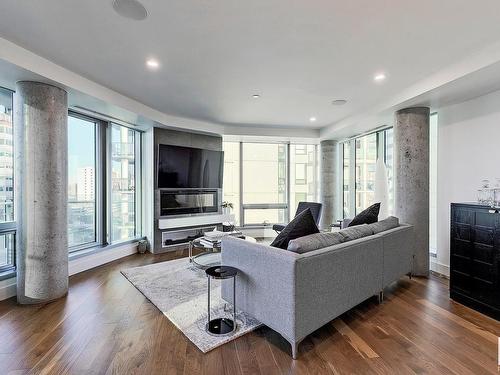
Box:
[68, 116, 95, 185]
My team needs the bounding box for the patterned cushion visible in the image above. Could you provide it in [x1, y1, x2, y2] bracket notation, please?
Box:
[338, 224, 374, 242]
[287, 232, 344, 254]
[348, 203, 380, 227]
[368, 216, 399, 234]
[270, 208, 320, 249]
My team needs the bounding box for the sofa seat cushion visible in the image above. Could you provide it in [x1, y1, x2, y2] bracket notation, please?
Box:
[338, 224, 374, 242]
[348, 203, 380, 227]
[270, 208, 320, 249]
[287, 232, 344, 254]
[368, 216, 400, 234]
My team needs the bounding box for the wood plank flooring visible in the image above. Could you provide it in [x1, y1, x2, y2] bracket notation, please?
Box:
[1, 250, 499, 374]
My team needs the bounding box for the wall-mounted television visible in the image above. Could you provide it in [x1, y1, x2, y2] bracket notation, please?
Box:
[157, 144, 224, 189]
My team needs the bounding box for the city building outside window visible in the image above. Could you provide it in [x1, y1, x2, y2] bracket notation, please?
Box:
[290, 144, 317, 215]
[222, 141, 318, 227]
[0, 87, 15, 273]
[355, 133, 377, 214]
[68, 115, 97, 249]
[342, 128, 394, 218]
[242, 143, 288, 226]
[68, 114, 142, 253]
[342, 142, 352, 218]
[222, 142, 240, 225]
[111, 124, 139, 242]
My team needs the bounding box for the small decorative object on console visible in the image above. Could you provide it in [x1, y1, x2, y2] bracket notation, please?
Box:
[221, 201, 233, 215]
[475, 178, 500, 207]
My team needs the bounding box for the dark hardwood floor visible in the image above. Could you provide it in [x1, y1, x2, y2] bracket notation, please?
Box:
[1, 250, 499, 374]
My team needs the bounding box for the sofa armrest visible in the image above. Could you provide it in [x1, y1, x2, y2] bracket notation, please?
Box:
[375, 224, 415, 285]
[221, 236, 299, 343]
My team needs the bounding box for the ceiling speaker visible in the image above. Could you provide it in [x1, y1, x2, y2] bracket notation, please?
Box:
[112, 0, 148, 21]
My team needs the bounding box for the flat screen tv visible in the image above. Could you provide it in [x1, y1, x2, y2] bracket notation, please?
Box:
[157, 144, 224, 189]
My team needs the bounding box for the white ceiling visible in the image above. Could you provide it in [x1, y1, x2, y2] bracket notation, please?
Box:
[1, 0, 500, 135]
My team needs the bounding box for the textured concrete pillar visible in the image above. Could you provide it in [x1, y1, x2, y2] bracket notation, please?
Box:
[394, 107, 430, 276]
[15, 81, 68, 304]
[319, 140, 338, 230]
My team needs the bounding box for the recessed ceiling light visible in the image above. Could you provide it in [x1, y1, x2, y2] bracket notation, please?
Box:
[332, 99, 347, 106]
[374, 73, 387, 82]
[146, 59, 160, 69]
[252, 94, 260, 99]
[112, 0, 148, 21]
[309, 117, 317, 122]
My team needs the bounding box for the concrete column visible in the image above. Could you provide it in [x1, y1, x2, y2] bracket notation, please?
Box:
[15, 81, 68, 304]
[394, 107, 430, 276]
[319, 140, 338, 230]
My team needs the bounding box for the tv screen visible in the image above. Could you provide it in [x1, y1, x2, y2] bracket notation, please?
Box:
[157, 144, 224, 189]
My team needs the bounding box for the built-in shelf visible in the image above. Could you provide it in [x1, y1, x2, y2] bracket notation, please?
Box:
[158, 213, 235, 230]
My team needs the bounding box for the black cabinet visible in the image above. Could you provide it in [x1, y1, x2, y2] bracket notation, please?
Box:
[450, 203, 500, 320]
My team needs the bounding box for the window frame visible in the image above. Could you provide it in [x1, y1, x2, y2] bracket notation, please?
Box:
[67, 111, 106, 253]
[0, 86, 16, 275]
[108, 122, 142, 244]
[223, 140, 318, 228]
[240, 142, 289, 227]
[68, 112, 143, 254]
[341, 126, 393, 218]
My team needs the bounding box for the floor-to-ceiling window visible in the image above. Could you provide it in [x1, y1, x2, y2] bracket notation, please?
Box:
[0, 87, 15, 273]
[222, 142, 241, 225]
[290, 144, 317, 215]
[342, 142, 352, 218]
[242, 143, 288, 226]
[355, 133, 377, 214]
[342, 128, 393, 218]
[429, 113, 438, 256]
[68, 115, 97, 249]
[68, 113, 142, 253]
[222, 141, 318, 227]
[111, 123, 139, 242]
[383, 128, 394, 214]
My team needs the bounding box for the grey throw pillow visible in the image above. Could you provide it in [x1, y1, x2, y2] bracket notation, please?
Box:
[338, 224, 374, 242]
[287, 232, 344, 254]
[368, 216, 399, 234]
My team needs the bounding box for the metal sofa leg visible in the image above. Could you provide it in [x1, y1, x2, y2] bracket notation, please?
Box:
[291, 341, 299, 359]
[378, 290, 384, 304]
[408, 272, 413, 280]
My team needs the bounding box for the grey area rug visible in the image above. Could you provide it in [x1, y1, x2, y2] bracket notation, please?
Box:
[121, 258, 261, 353]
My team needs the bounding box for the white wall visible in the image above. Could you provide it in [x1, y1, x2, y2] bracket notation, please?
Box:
[436, 89, 500, 276]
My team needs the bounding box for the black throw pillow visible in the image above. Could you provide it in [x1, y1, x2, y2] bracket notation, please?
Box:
[270, 208, 320, 249]
[348, 202, 381, 227]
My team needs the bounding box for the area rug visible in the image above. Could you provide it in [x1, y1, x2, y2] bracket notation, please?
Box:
[121, 258, 261, 353]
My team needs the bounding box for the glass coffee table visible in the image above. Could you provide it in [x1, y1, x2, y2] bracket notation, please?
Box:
[189, 235, 256, 269]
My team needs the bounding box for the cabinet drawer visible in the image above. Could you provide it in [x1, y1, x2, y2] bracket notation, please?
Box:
[450, 270, 471, 294]
[451, 239, 471, 257]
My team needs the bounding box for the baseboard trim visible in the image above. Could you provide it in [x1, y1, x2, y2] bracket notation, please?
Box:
[0, 242, 138, 301]
[430, 259, 450, 278]
[0, 277, 16, 301]
[69, 242, 138, 276]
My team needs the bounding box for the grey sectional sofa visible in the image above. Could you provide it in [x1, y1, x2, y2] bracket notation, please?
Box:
[221, 223, 414, 359]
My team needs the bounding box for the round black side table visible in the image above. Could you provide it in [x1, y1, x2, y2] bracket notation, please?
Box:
[205, 266, 238, 336]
